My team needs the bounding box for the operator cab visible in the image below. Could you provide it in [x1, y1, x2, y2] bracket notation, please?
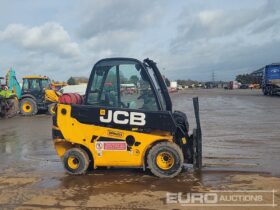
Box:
[85, 58, 171, 113]
[22, 76, 51, 101]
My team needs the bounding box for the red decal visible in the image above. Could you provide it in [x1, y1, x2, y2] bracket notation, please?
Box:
[104, 142, 127, 151]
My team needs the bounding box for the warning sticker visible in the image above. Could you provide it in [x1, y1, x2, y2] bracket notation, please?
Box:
[96, 141, 127, 151]
[104, 142, 127, 151]
[95, 142, 104, 151]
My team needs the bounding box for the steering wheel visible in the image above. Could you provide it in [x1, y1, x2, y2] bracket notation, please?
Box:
[137, 94, 144, 100]
[137, 92, 154, 100]
[120, 101, 129, 108]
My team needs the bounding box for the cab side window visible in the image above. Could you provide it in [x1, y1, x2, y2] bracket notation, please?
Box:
[99, 67, 118, 107]
[147, 67, 167, 110]
[41, 79, 50, 89]
[88, 69, 104, 104]
[119, 64, 158, 111]
[88, 66, 117, 107]
[87, 61, 159, 111]
[22, 79, 29, 90]
[29, 79, 41, 91]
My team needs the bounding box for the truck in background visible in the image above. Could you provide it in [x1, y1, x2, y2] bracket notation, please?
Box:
[261, 63, 280, 96]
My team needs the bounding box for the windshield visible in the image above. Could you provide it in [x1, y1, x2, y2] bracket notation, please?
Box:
[146, 66, 167, 110]
[41, 79, 51, 89]
[266, 66, 280, 80]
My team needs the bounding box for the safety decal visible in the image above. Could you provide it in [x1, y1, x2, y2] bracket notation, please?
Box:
[95, 141, 127, 151]
[96, 142, 104, 151]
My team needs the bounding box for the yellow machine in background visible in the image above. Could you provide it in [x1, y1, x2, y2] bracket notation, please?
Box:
[19, 75, 61, 115]
[45, 89, 61, 115]
[6, 68, 64, 115]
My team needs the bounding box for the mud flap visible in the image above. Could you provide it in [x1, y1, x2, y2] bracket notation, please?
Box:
[192, 97, 202, 169]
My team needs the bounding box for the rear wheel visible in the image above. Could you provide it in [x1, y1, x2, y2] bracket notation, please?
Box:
[20, 98, 38, 116]
[147, 142, 183, 178]
[63, 148, 89, 175]
[262, 88, 268, 95]
[265, 86, 274, 96]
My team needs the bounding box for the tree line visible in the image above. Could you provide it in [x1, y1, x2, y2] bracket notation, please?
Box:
[235, 74, 262, 84]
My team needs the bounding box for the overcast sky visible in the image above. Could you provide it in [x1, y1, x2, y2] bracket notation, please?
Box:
[0, 0, 279, 81]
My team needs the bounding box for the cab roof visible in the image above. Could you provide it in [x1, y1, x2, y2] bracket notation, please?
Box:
[23, 76, 49, 79]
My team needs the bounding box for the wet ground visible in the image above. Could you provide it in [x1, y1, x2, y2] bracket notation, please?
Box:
[0, 89, 279, 209]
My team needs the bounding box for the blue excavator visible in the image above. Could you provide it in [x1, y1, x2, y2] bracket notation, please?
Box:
[6, 68, 22, 99]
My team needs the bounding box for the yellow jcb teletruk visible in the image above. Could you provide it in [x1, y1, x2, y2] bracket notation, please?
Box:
[52, 58, 202, 178]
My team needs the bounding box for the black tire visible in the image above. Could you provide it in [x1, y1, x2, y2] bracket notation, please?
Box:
[20, 98, 38, 116]
[48, 103, 56, 115]
[270, 88, 275, 96]
[147, 142, 184, 178]
[63, 148, 89, 175]
[266, 86, 273, 96]
[262, 88, 268, 95]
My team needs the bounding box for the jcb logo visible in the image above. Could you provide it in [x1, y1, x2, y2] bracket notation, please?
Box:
[100, 109, 146, 126]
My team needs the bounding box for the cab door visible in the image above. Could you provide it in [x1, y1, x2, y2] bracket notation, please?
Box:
[86, 59, 160, 111]
[22, 79, 44, 102]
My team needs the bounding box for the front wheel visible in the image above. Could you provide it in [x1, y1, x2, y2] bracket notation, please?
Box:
[265, 86, 274, 96]
[147, 142, 184, 178]
[63, 148, 89, 175]
[20, 98, 38, 116]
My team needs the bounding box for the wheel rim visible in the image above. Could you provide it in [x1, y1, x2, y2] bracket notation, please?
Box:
[67, 156, 79, 170]
[22, 102, 32, 113]
[156, 151, 175, 170]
